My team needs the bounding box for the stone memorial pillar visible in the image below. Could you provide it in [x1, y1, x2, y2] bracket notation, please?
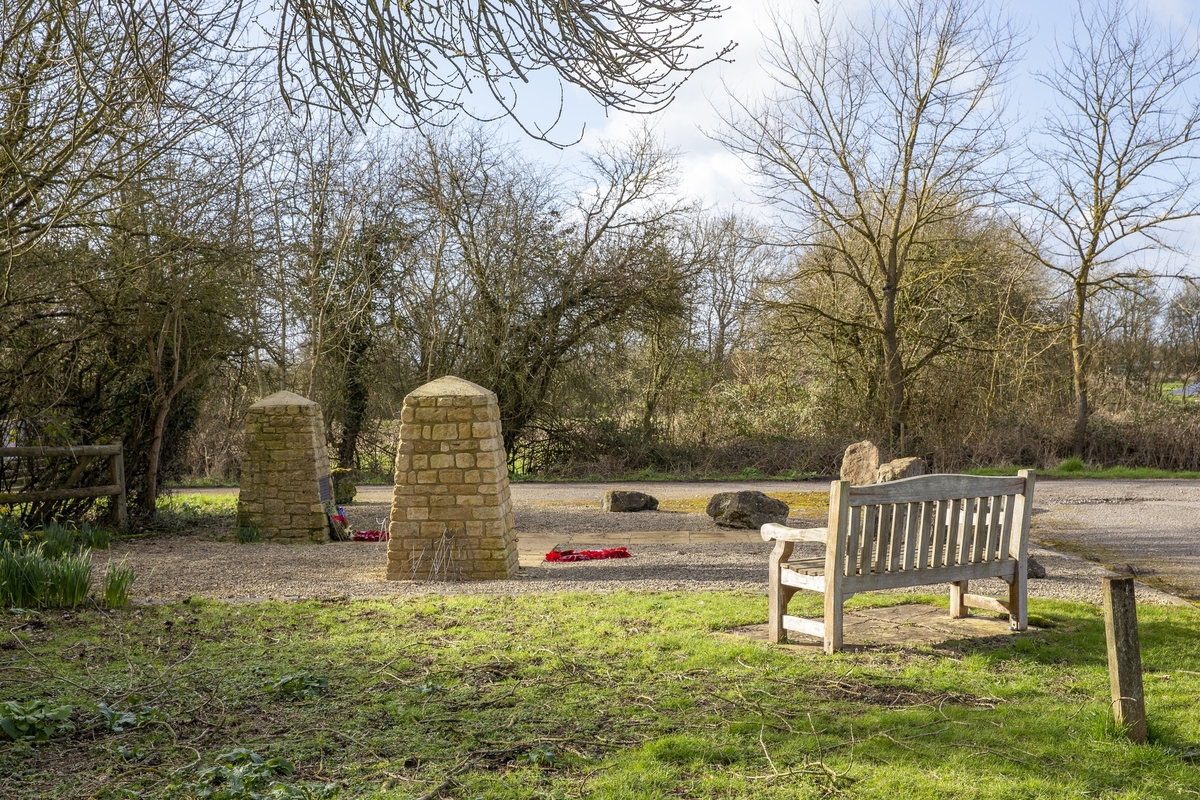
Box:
[387, 376, 518, 580]
[236, 390, 335, 543]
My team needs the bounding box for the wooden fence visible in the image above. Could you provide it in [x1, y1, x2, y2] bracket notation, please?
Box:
[0, 444, 127, 530]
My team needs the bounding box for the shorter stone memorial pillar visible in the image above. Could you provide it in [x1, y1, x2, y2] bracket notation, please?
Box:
[236, 390, 335, 543]
[387, 376, 518, 580]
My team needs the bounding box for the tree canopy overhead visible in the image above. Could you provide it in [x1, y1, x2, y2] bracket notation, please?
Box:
[269, 0, 735, 141]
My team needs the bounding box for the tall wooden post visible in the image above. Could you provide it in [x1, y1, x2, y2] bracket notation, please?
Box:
[1102, 577, 1147, 743]
[109, 445, 128, 532]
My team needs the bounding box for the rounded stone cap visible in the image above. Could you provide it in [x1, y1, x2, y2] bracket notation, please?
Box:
[250, 390, 317, 408]
[405, 375, 495, 401]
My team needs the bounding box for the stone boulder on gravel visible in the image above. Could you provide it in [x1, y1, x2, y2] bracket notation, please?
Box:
[602, 490, 659, 512]
[706, 491, 789, 529]
[840, 440, 881, 485]
[877, 456, 926, 483]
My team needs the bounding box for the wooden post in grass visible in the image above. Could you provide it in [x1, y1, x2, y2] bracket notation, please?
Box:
[1102, 577, 1147, 743]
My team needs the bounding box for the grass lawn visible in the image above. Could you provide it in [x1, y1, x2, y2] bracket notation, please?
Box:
[967, 460, 1200, 480]
[3, 592, 1199, 799]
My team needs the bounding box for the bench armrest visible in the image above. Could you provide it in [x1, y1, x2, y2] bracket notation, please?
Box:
[760, 523, 828, 543]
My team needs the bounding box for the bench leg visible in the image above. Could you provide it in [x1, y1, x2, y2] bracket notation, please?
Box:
[768, 541, 794, 643]
[823, 590, 843, 654]
[949, 581, 968, 618]
[1008, 570, 1028, 631]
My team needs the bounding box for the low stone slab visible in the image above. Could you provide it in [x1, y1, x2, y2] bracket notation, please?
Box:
[706, 491, 789, 529]
[602, 490, 659, 512]
[840, 440, 881, 485]
[877, 456, 926, 483]
[722, 604, 1027, 651]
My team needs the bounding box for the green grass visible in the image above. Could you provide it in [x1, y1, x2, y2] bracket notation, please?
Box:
[158, 491, 239, 516]
[967, 461, 1200, 480]
[2, 593, 1199, 798]
[144, 491, 239, 539]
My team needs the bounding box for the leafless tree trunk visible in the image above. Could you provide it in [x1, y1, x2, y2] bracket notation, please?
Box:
[1018, 0, 1200, 458]
[718, 0, 1019, 441]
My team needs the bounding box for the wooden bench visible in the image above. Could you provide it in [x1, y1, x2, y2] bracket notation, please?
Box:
[761, 471, 1035, 653]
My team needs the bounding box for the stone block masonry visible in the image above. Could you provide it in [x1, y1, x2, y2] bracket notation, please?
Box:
[236, 390, 335, 543]
[387, 375, 518, 581]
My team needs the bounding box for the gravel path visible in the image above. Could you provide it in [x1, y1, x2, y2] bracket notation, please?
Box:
[98, 480, 1193, 606]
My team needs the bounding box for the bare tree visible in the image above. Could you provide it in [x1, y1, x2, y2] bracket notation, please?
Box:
[387, 125, 690, 449]
[718, 0, 1020, 440]
[268, 0, 734, 141]
[1018, 0, 1200, 457]
[1165, 282, 1200, 400]
[0, 0, 246, 262]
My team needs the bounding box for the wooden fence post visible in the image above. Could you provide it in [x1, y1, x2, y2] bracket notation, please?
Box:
[109, 445, 128, 532]
[1102, 577, 1147, 744]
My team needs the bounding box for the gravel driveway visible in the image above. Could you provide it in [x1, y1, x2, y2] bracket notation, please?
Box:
[97, 479, 1196, 606]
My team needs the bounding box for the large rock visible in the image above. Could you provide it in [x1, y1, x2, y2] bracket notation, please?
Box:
[602, 490, 659, 512]
[706, 491, 789, 529]
[877, 456, 926, 483]
[840, 440, 881, 485]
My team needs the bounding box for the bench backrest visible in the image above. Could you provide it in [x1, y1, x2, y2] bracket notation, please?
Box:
[827, 471, 1034, 578]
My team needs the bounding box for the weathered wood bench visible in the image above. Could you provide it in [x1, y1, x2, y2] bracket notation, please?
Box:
[761, 471, 1035, 653]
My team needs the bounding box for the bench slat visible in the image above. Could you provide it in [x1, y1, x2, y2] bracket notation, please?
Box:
[963, 593, 1012, 615]
[948, 498, 965, 566]
[782, 615, 826, 639]
[761, 524, 827, 543]
[902, 501, 919, 571]
[998, 491, 1016, 559]
[860, 505, 878, 577]
[846, 505, 861, 577]
[985, 495, 1004, 561]
[781, 570, 826, 592]
[970, 497, 989, 563]
[876, 504, 893, 574]
[931, 500, 946, 568]
[961, 497, 978, 564]
[888, 504, 906, 572]
[916, 500, 934, 570]
[848, 474, 1027, 505]
[844, 559, 1018, 592]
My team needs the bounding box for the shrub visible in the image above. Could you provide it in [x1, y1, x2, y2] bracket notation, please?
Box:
[332, 467, 357, 504]
[235, 525, 262, 544]
[97, 702, 159, 733]
[1057, 456, 1086, 473]
[0, 542, 93, 609]
[0, 699, 75, 742]
[46, 549, 92, 608]
[38, 522, 76, 559]
[179, 748, 340, 799]
[272, 673, 329, 699]
[101, 558, 136, 609]
[0, 542, 50, 608]
[78, 523, 111, 550]
[0, 515, 24, 548]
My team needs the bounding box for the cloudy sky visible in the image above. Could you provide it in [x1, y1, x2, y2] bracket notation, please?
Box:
[496, 0, 1200, 219]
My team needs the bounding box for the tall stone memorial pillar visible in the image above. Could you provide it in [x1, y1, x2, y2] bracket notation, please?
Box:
[387, 376, 518, 580]
[236, 391, 335, 543]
